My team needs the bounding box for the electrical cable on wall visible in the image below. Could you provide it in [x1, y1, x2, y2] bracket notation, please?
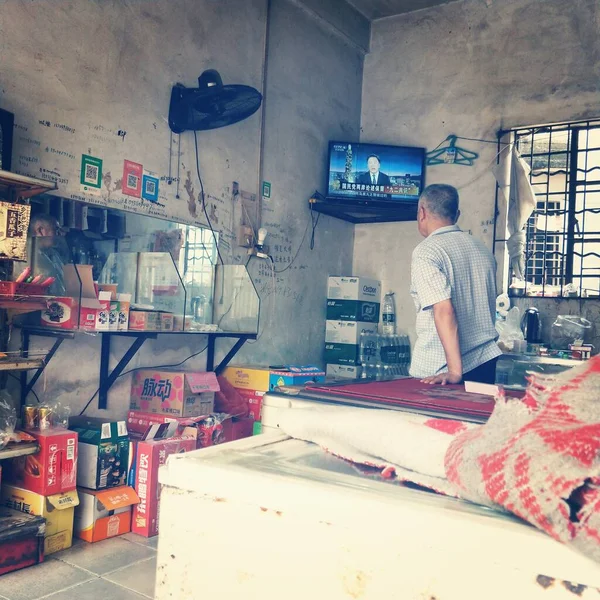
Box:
[78, 344, 209, 416]
[193, 130, 224, 265]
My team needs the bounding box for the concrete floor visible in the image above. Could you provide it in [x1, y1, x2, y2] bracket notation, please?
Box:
[0, 534, 158, 600]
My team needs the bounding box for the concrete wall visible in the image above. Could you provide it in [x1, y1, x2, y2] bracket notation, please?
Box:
[354, 0, 600, 345]
[1, 0, 366, 417]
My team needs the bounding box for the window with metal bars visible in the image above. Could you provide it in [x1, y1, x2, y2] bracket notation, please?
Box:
[499, 119, 600, 298]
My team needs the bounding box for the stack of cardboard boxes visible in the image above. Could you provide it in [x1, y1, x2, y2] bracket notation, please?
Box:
[324, 276, 381, 379]
[222, 366, 326, 427]
[2, 428, 80, 555]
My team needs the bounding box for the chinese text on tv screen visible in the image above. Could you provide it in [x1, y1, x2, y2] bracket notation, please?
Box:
[327, 142, 425, 202]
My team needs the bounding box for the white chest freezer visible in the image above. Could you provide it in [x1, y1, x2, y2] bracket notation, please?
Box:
[156, 433, 600, 599]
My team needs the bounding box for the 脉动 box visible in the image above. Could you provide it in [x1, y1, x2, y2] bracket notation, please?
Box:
[132, 437, 196, 537]
[74, 486, 139, 543]
[130, 370, 218, 417]
[6, 428, 78, 496]
[69, 417, 129, 490]
[1, 484, 79, 555]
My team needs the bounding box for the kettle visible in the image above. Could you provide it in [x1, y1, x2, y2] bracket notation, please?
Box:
[521, 307, 542, 343]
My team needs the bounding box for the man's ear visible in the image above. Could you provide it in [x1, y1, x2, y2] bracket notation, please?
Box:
[455, 209, 461, 222]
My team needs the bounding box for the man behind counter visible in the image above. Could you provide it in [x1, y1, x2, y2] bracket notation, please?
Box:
[29, 213, 67, 296]
[409, 184, 501, 385]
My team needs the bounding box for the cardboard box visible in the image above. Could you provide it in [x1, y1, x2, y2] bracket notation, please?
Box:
[75, 486, 139, 543]
[327, 276, 381, 302]
[129, 310, 161, 331]
[132, 437, 196, 537]
[6, 428, 78, 496]
[221, 366, 271, 392]
[326, 299, 380, 323]
[235, 389, 266, 421]
[324, 342, 360, 366]
[269, 366, 325, 389]
[325, 320, 378, 345]
[160, 313, 174, 332]
[130, 370, 218, 417]
[1, 484, 79, 555]
[69, 417, 129, 490]
[223, 417, 254, 443]
[127, 410, 186, 439]
[117, 293, 131, 331]
[0, 507, 45, 576]
[41, 264, 105, 330]
[326, 364, 361, 379]
[222, 366, 325, 393]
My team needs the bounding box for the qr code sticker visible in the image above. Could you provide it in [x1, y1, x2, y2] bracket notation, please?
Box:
[127, 174, 139, 189]
[84, 164, 98, 184]
[67, 445, 75, 460]
[145, 180, 156, 195]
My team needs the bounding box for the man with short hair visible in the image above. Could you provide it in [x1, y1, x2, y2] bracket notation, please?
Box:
[29, 213, 67, 295]
[409, 184, 501, 385]
[357, 154, 391, 187]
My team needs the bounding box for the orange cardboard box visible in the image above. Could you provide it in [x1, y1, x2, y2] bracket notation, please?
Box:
[74, 486, 139, 543]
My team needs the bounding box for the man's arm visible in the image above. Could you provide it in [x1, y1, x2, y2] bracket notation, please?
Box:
[421, 299, 463, 385]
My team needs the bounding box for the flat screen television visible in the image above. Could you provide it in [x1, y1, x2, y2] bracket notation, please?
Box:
[0, 109, 14, 172]
[327, 141, 425, 204]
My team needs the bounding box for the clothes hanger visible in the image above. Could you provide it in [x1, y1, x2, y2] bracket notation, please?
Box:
[426, 135, 479, 166]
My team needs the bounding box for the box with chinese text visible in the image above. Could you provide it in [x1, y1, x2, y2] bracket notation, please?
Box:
[69, 417, 129, 490]
[74, 486, 139, 543]
[130, 370, 218, 417]
[132, 437, 196, 537]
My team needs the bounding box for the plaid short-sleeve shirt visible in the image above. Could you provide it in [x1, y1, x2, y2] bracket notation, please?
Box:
[409, 225, 501, 378]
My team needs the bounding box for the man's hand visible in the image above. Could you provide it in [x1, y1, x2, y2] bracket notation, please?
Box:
[421, 371, 463, 385]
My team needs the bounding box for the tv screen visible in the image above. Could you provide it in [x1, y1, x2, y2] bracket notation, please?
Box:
[327, 141, 425, 203]
[0, 109, 14, 172]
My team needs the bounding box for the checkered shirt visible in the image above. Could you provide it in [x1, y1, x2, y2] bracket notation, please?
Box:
[409, 225, 501, 378]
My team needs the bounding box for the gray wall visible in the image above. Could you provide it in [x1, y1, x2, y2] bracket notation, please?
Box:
[353, 0, 600, 344]
[1, 0, 366, 417]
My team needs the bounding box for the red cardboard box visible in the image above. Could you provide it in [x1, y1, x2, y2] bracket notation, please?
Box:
[132, 437, 196, 537]
[223, 417, 254, 443]
[7, 428, 78, 496]
[126, 410, 188, 439]
[236, 389, 266, 421]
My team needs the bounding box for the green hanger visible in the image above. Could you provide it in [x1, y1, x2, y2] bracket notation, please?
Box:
[426, 135, 479, 166]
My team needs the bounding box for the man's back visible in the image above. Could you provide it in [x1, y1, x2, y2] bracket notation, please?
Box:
[409, 225, 500, 378]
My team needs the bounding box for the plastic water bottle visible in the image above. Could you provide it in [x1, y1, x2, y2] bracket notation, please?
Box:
[358, 331, 368, 364]
[382, 292, 396, 336]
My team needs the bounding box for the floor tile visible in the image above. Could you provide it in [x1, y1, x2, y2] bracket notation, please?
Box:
[122, 532, 159, 550]
[105, 556, 157, 599]
[53, 537, 155, 576]
[43, 578, 146, 600]
[0, 558, 93, 600]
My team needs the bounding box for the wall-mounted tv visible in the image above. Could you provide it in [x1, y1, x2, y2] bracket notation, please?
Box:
[327, 141, 425, 204]
[0, 109, 14, 172]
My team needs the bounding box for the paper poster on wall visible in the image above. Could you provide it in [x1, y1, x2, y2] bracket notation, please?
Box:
[80, 154, 103, 195]
[141, 174, 159, 203]
[122, 160, 143, 197]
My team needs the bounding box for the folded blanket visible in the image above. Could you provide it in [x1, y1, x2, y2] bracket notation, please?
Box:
[278, 405, 472, 496]
[445, 356, 600, 562]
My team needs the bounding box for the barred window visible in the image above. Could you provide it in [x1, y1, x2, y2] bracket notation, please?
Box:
[498, 119, 600, 298]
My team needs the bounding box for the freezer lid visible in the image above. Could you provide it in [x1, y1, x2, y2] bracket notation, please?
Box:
[159, 434, 600, 587]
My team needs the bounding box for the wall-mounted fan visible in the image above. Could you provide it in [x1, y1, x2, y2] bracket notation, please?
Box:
[168, 70, 262, 134]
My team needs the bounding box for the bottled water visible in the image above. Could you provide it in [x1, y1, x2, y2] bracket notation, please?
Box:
[382, 292, 396, 336]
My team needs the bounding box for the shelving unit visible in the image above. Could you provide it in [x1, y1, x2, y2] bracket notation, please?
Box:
[0, 169, 57, 201]
[0, 442, 39, 461]
[19, 326, 257, 410]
